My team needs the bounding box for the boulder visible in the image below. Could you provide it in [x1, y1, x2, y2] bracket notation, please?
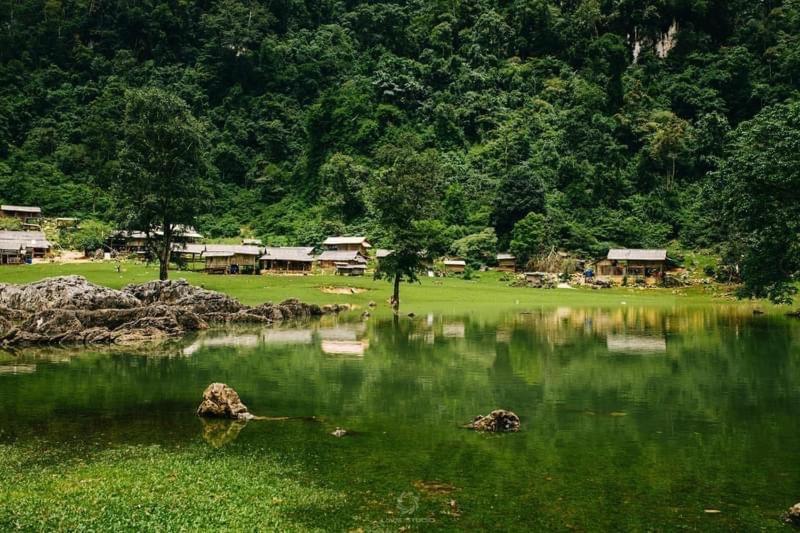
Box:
[468, 409, 521, 432]
[123, 279, 244, 316]
[197, 383, 254, 420]
[0, 276, 141, 312]
[786, 503, 800, 526]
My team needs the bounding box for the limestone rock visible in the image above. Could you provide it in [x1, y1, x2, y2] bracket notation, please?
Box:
[123, 279, 244, 316]
[0, 276, 141, 312]
[468, 409, 521, 432]
[786, 503, 800, 526]
[197, 383, 254, 420]
[331, 427, 348, 437]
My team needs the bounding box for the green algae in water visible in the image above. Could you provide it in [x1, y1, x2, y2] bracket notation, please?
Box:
[1, 306, 799, 530]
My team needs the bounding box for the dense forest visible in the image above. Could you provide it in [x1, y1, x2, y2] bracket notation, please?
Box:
[1, 0, 799, 297]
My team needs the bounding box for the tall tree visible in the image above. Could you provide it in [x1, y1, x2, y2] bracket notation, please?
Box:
[369, 146, 441, 311]
[716, 100, 800, 304]
[115, 88, 211, 280]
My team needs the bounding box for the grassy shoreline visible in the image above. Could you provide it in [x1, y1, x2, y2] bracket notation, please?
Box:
[0, 261, 783, 314]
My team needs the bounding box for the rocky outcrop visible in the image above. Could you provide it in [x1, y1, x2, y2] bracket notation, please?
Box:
[197, 383, 254, 420]
[786, 503, 800, 526]
[467, 410, 521, 432]
[0, 275, 140, 312]
[0, 276, 346, 347]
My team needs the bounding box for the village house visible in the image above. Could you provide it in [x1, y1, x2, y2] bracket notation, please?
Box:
[322, 236, 371, 256]
[335, 263, 367, 276]
[242, 238, 263, 246]
[112, 226, 204, 253]
[496, 253, 516, 272]
[316, 249, 368, 270]
[199, 244, 262, 274]
[1, 205, 42, 222]
[594, 248, 669, 284]
[0, 230, 52, 258]
[259, 247, 315, 273]
[443, 259, 466, 274]
[0, 240, 26, 264]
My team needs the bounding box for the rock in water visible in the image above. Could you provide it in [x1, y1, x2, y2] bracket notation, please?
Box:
[331, 427, 347, 437]
[197, 383, 254, 420]
[786, 503, 800, 526]
[469, 409, 520, 432]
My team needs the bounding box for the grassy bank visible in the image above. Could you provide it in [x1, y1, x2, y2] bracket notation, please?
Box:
[0, 260, 779, 314]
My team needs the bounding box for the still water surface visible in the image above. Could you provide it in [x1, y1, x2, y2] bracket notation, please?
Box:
[2, 306, 799, 529]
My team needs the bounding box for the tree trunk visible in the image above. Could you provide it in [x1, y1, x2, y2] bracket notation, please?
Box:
[159, 223, 172, 281]
[392, 272, 400, 312]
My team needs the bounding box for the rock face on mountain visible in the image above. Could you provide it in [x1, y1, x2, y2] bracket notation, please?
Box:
[0, 276, 343, 347]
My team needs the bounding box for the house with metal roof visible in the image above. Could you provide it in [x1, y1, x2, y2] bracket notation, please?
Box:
[316, 249, 368, 270]
[595, 248, 669, 284]
[0, 230, 52, 258]
[496, 253, 516, 272]
[321, 236, 371, 255]
[259, 247, 315, 273]
[1, 205, 42, 221]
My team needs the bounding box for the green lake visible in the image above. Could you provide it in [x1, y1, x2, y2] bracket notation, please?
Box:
[2, 305, 799, 530]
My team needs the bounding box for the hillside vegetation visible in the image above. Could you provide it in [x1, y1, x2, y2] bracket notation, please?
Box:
[1, 0, 799, 298]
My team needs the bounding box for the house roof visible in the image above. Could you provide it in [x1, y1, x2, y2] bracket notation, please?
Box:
[242, 238, 263, 245]
[0, 239, 27, 252]
[202, 251, 235, 258]
[1, 205, 41, 214]
[607, 248, 667, 261]
[444, 259, 466, 266]
[119, 226, 203, 240]
[496, 253, 515, 260]
[375, 248, 393, 258]
[173, 243, 263, 256]
[260, 247, 315, 262]
[323, 236, 371, 247]
[0, 230, 52, 248]
[317, 250, 367, 263]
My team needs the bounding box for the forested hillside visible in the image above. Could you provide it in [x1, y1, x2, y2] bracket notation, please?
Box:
[1, 1, 799, 268]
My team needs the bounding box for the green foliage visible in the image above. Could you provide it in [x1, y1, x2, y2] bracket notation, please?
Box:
[65, 219, 115, 253]
[1, 0, 799, 298]
[450, 228, 498, 267]
[0, 217, 22, 230]
[716, 100, 800, 303]
[510, 213, 554, 267]
[114, 87, 212, 279]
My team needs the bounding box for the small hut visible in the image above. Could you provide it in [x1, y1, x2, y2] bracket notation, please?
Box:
[594, 249, 668, 284]
[0, 240, 26, 264]
[242, 238, 263, 246]
[1, 205, 41, 221]
[335, 263, 366, 276]
[496, 253, 516, 272]
[443, 259, 466, 274]
[322, 236, 372, 256]
[0, 230, 52, 258]
[316, 250, 368, 270]
[200, 245, 262, 274]
[259, 247, 315, 273]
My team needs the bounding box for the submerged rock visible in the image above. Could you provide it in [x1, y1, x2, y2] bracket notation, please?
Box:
[331, 427, 348, 438]
[197, 383, 254, 420]
[468, 409, 521, 432]
[786, 503, 800, 526]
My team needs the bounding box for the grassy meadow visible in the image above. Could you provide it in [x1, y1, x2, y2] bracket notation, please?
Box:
[0, 260, 776, 314]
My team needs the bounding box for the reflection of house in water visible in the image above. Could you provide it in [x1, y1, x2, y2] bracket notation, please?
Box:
[606, 334, 667, 354]
[320, 340, 369, 356]
[183, 334, 260, 355]
[262, 329, 313, 345]
[0, 364, 37, 374]
[442, 322, 465, 338]
[318, 324, 369, 356]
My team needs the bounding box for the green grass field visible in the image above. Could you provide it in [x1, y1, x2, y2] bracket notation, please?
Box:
[0, 260, 780, 314]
